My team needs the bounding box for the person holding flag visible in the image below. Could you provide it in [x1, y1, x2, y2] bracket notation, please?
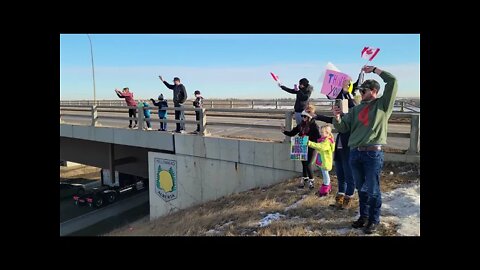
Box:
[277, 76, 313, 125]
[332, 65, 398, 234]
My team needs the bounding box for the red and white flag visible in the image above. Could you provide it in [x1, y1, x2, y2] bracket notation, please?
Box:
[361, 47, 380, 61]
[270, 72, 280, 82]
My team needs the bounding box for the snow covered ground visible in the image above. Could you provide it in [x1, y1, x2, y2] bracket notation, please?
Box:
[381, 183, 420, 236]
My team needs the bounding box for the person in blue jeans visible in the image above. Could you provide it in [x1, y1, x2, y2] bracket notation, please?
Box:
[159, 76, 187, 133]
[332, 66, 397, 234]
[150, 94, 168, 131]
[312, 79, 358, 209]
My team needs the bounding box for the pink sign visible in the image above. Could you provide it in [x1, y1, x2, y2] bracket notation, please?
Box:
[321, 69, 350, 99]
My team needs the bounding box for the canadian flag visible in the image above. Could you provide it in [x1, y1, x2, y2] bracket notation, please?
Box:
[361, 47, 380, 61]
[270, 72, 280, 82]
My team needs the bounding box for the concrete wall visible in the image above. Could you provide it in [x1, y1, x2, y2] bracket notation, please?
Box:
[148, 135, 304, 219]
[60, 124, 175, 152]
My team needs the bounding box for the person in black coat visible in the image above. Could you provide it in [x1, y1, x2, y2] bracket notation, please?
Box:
[313, 78, 358, 208]
[278, 78, 313, 126]
[282, 110, 320, 189]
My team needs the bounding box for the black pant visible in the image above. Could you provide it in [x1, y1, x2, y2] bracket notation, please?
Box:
[195, 110, 200, 131]
[301, 147, 316, 179]
[128, 108, 138, 127]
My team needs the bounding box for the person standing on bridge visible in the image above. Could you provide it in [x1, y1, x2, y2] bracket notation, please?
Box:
[282, 110, 320, 189]
[150, 94, 168, 131]
[159, 76, 187, 133]
[332, 65, 398, 234]
[115, 87, 138, 128]
[278, 78, 313, 125]
[192, 90, 204, 134]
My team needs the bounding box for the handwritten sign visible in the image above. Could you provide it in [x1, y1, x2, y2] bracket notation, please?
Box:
[290, 136, 309, 160]
[321, 69, 351, 99]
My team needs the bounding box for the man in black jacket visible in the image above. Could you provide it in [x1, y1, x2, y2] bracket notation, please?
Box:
[159, 76, 187, 133]
[278, 78, 313, 125]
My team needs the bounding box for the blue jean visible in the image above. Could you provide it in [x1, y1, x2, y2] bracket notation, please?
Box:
[349, 148, 384, 224]
[174, 103, 185, 131]
[335, 149, 355, 196]
[295, 112, 302, 126]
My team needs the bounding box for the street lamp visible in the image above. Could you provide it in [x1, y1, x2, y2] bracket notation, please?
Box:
[87, 34, 96, 105]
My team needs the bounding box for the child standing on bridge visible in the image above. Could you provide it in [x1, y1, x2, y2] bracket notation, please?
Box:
[307, 125, 335, 196]
[150, 94, 168, 131]
[192, 90, 204, 133]
[139, 101, 152, 130]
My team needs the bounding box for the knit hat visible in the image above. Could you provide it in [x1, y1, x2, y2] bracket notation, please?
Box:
[158, 94, 164, 100]
[299, 78, 309, 86]
[194, 90, 201, 95]
[301, 110, 312, 118]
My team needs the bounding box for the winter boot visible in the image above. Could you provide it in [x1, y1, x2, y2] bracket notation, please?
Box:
[308, 179, 315, 189]
[298, 177, 309, 188]
[352, 216, 368, 229]
[318, 184, 332, 197]
[342, 195, 352, 209]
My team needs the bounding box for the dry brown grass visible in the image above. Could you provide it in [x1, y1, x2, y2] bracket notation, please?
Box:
[60, 165, 101, 183]
[107, 161, 419, 237]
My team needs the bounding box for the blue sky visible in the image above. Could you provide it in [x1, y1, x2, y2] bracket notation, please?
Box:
[60, 34, 420, 100]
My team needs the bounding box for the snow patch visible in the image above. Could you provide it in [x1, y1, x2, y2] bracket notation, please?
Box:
[258, 213, 286, 227]
[382, 183, 420, 236]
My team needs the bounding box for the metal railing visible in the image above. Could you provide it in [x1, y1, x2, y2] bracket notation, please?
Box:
[60, 99, 419, 112]
[60, 105, 420, 154]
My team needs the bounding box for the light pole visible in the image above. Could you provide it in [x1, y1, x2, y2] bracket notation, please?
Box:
[87, 34, 96, 105]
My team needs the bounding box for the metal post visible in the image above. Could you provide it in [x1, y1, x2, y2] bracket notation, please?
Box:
[251, 100, 254, 109]
[275, 100, 278, 109]
[230, 100, 233, 108]
[91, 105, 98, 126]
[199, 108, 209, 136]
[284, 111, 294, 142]
[137, 106, 144, 130]
[211, 100, 214, 108]
[407, 114, 420, 154]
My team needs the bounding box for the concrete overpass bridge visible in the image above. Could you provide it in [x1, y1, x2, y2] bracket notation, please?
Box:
[60, 105, 419, 220]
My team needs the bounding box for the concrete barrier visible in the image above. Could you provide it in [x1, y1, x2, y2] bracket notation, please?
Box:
[148, 135, 305, 219]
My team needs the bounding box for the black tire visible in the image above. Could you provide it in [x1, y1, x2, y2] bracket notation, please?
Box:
[94, 198, 103, 208]
[107, 193, 116, 203]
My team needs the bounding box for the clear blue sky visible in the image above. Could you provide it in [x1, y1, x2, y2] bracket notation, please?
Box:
[60, 34, 420, 100]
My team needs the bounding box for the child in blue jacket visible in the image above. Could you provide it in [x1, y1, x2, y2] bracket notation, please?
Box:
[150, 94, 168, 131]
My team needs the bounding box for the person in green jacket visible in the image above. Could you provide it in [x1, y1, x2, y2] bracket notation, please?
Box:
[307, 125, 335, 197]
[332, 65, 398, 234]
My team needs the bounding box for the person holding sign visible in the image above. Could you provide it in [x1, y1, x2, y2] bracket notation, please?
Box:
[332, 65, 398, 234]
[307, 125, 335, 197]
[278, 78, 313, 125]
[313, 80, 358, 209]
[282, 110, 320, 189]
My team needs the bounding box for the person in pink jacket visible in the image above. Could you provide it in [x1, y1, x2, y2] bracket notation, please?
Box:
[115, 87, 138, 128]
[307, 125, 335, 196]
